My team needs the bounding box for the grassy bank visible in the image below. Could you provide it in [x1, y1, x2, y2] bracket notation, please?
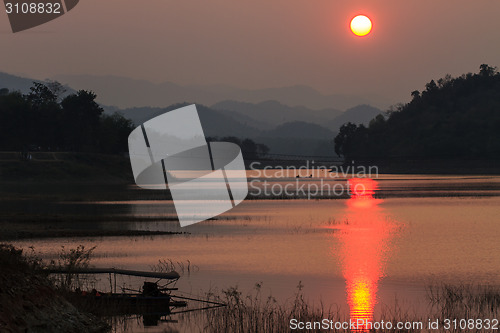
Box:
[0, 244, 109, 332]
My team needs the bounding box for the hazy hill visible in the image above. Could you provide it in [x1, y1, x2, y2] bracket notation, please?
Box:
[257, 121, 335, 156]
[0, 72, 38, 93]
[327, 104, 382, 131]
[53, 74, 386, 110]
[211, 100, 342, 129]
[116, 103, 336, 155]
[109, 101, 381, 152]
[0, 72, 75, 96]
[212, 100, 382, 132]
[117, 104, 263, 139]
[264, 121, 334, 140]
[116, 103, 333, 138]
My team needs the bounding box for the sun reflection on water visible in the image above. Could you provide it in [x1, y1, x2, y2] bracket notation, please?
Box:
[333, 178, 399, 330]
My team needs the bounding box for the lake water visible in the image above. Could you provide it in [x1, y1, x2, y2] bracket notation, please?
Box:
[10, 174, 500, 332]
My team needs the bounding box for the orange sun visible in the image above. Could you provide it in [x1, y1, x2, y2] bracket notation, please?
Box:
[350, 15, 372, 37]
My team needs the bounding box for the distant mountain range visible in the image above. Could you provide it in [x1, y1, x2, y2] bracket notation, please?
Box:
[211, 100, 342, 129]
[0, 71, 383, 156]
[0, 72, 39, 93]
[51, 74, 389, 111]
[210, 100, 381, 132]
[0, 72, 76, 97]
[115, 102, 382, 156]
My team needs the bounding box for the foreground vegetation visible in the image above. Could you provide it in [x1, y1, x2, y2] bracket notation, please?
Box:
[0, 244, 109, 332]
[200, 283, 500, 332]
[2, 244, 499, 332]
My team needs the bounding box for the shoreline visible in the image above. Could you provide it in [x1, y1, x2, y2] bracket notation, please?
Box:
[0, 244, 110, 332]
[0, 229, 185, 241]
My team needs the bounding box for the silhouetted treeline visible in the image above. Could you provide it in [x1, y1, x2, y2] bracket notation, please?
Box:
[0, 82, 134, 154]
[207, 136, 269, 159]
[334, 64, 500, 159]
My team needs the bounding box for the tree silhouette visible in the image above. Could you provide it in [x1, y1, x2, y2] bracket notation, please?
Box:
[0, 82, 133, 154]
[334, 122, 357, 157]
[61, 90, 103, 151]
[207, 136, 269, 159]
[479, 64, 497, 77]
[333, 64, 500, 160]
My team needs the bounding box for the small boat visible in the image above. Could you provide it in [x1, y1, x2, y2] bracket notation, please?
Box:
[48, 267, 187, 315]
[73, 281, 186, 315]
[48, 266, 224, 319]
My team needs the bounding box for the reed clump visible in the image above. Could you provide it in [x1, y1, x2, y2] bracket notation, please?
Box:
[201, 282, 340, 333]
[428, 284, 500, 320]
[151, 258, 199, 276]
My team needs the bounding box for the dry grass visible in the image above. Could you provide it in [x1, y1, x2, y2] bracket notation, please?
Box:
[198, 282, 340, 333]
[192, 283, 500, 333]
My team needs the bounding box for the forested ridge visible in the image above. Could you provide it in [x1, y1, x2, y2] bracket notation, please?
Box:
[334, 64, 500, 160]
[0, 82, 134, 154]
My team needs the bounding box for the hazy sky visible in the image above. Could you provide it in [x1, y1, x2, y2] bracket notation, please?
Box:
[2, 0, 500, 107]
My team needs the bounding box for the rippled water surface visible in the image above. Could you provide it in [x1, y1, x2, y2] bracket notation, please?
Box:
[10, 174, 500, 332]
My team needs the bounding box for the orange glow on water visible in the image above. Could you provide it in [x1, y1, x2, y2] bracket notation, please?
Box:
[333, 178, 397, 329]
[347, 178, 379, 209]
[348, 178, 378, 198]
[349, 278, 374, 324]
